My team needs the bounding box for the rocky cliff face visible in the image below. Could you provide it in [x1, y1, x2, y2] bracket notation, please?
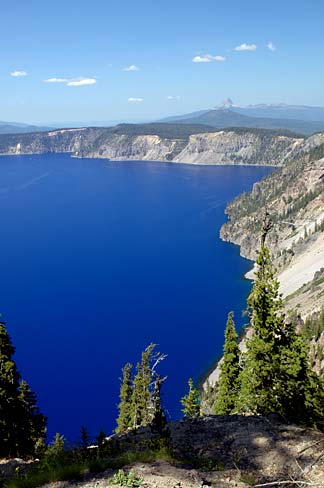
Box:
[174, 130, 303, 165]
[216, 133, 324, 381]
[0, 126, 305, 166]
[220, 132, 324, 261]
[220, 132, 324, 307]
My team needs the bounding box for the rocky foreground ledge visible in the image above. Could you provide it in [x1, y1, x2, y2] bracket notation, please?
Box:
[1, 415, 324, 487]
[25, 415, 324, 488]
[113, 415, 324, 483]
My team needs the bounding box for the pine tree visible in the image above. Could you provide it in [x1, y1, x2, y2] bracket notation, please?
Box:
[18, 379, 47, 455]
[115, 363, 133, 433]
[95, 428, 107, 449]
[236, 244, 324, 423]
[181, 378, 201, 418]
[131, 360, 150, 428]
[151, 375, 167, 433]
[0, 320, 22, 457]
[46, 433, 65, 462]
[127, 344, 167, 429]
[79, 425, 91, 448]
[214, 312, 240, 414]
[0, 320, 47, 457]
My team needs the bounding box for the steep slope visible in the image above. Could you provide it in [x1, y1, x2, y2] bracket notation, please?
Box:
[220, 132, 324, 317]
[0, 125, 304, 166]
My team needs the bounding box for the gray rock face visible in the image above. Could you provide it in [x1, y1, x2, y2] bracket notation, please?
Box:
[174, 131, 303, 165]
[0, 128, 306, 166]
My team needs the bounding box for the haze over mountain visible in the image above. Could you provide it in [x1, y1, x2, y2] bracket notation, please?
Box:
[2, 102, 324, 137]
[233, 103, 324, 121]
[159, 102, 324, 135]
[0, 121, 51, 134]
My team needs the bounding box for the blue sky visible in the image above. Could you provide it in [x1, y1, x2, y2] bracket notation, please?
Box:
[1, 0, 324, 124]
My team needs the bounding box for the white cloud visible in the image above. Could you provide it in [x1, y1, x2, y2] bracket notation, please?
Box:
[192, 54, 226, 63]
[234, 43, 257, 51]
[128, 97, 144, 103]
[267, 41, 276, 51]
[67, 78, 96, 86]
[43, 77, 96, 86]
[123, 65, 140, 71]
[44, 78, 69, 83]
[11, 70, 27, 77]
[166, 95, 180, 100]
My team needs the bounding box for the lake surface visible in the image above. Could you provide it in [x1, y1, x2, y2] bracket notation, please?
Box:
[0, 153, 274, 442]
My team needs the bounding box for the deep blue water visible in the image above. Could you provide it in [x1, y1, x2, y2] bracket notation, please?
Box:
[0, 153, 274, 443]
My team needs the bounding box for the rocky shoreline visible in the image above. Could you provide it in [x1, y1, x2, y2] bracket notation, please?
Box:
[0, 126, 304, 166]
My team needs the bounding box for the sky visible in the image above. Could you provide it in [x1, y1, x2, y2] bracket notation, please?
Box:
[1, 0, 324, 124]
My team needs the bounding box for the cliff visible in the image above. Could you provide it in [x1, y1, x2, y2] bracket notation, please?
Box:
[220, 131, 324, 311]
[0, 125, 305, 166]
[210, 132, 324, 386]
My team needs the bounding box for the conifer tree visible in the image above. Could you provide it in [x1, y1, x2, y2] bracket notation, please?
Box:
[95, 428, 107, 450]
[181, 378, 201, 418]
[214, 312, 240, 414]
[115, 363, 133, 433]
[0, 320, 22, 457]
[151, 375, 167, 433]
[46, 432, 65, 462]
[131, 360, 150, 428]
[18, 379, 47, 455]
[236, 243, 324, 423]
[79, 425, 91, 448]
[130, 343, 167, 429]
[0, 320, 47, 457]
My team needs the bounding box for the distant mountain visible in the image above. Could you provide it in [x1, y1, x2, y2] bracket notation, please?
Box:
[233, 104, 324, 122]
[159, 108, 324, 135]
[159, 110, 210, 124]
[0, 121, 51, 134]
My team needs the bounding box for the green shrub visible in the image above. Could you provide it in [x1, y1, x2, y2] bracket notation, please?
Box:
[112, 469, 144, 487]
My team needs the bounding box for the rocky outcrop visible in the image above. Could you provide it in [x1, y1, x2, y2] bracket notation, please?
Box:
[109, 415, 324, 486]
[0, 126, 305, 166]
[174, 131, 303, 165]
[216, 140, 324, 382]
[220, 143, 324, 310]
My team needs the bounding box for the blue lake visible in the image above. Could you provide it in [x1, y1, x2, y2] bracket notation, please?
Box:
[0, 153, 274, 442]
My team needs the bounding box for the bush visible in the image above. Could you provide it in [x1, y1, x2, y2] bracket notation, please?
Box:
[112, 469, 144, 487]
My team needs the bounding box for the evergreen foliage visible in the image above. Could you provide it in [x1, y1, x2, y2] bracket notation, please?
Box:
[181, 378, 201, 418]
[116, 344, 167, 432]
[79, 425, 91, 448]
[214, 312, 240, 414]
[115, 363, 133, 433]
[46, 433, 65, 459]
[95, 428, 107, 448]
[0, 320, 46, 457]
[131, 345, 153, 428]
[150, 375, 167, 433]
[18, 380, 47, 455]
[236, 245, 324, 424]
